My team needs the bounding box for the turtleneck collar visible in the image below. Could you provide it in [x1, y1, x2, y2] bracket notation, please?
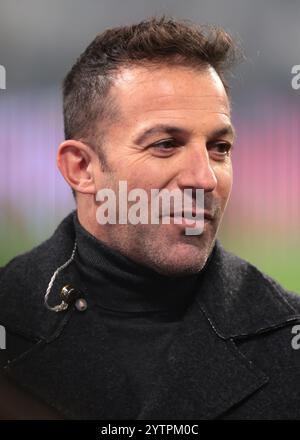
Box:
[73, 211, 209, 315]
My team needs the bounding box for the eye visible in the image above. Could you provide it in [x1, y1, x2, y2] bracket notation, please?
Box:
[148, 138, 180, 156]
[208, 142, 233, 158]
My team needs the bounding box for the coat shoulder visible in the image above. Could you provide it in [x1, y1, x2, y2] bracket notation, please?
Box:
[220, 243, 300, 311]
[0, 212, 76, 339]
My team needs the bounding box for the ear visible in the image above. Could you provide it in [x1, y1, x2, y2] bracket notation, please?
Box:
[56, 140, 98, 195]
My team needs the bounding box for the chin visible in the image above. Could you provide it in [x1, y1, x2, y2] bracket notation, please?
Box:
[153, 259, 207, 277]
[150, 243, 211, 277]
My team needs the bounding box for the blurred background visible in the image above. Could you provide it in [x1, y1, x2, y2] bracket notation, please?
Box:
[0, 0, 299, 293]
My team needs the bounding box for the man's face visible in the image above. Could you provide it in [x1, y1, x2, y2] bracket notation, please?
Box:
[92, 64, 234, 276]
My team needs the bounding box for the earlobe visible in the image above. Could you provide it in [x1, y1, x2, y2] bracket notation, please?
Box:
[56, 140, 97, 195]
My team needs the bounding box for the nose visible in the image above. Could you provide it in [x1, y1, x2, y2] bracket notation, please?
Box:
[176, 143, 217, 193]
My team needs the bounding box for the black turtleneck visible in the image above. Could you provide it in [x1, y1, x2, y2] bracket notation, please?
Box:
[72, 211, 204, 414]
[73, 212, 202, 319]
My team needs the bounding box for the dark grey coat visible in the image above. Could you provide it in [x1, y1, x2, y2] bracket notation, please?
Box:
[0, 212, 300, 420]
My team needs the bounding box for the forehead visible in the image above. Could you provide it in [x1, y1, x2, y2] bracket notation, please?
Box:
[110, 64, 231, 129]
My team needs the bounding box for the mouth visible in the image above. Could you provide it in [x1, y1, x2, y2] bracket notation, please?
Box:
[159, 211, 214, 236]
[168, 210, 214, 221]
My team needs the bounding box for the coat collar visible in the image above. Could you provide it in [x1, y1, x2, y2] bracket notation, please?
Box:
[1, 210, 298, 341]
[196, 239, 299, 340]
[56, 210, 299, 340]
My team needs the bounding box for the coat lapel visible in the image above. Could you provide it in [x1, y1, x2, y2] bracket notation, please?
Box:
[137, 291, 268, 419]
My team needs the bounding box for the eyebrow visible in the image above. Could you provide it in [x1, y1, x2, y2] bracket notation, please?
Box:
[134, 123, 236, 145]
[208, 125, 236, 142]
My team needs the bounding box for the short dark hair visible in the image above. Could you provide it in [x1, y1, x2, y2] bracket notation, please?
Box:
[63, 16, 240, 197]
[63, 16, 239, 142]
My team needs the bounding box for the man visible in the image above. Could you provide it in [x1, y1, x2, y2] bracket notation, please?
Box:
[0, 16, 300, 420]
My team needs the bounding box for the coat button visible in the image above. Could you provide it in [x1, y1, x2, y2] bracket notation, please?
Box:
[75, 298, 87, 312]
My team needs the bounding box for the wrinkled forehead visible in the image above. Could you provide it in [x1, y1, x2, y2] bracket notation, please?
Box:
[110, 64, 231, 123]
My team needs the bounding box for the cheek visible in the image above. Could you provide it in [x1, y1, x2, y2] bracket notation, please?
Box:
[214, 162, 233, 203]
[126, 164, 171, 190]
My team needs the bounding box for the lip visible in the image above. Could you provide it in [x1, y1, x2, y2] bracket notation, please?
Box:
[160, 211, 213, 233]
[168, 211, 214, 221]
